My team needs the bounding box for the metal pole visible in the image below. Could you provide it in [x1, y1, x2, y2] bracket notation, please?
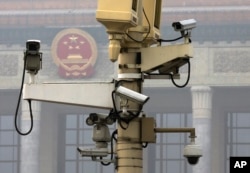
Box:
[116, 1, 143, 172]
[116, 52, 143, 173]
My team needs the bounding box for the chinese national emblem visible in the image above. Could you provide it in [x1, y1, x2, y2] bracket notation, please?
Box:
[51, 28, 97, 78]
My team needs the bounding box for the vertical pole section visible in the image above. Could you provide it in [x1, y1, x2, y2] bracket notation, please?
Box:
[116, 52, 143, 173]
[116, 1, 143, 173]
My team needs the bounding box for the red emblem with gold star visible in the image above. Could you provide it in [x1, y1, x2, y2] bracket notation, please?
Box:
[51, 28, 97, 78]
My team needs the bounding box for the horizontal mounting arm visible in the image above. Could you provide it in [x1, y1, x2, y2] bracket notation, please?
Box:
[23, 82, 115, 109]
[141, 43, 193, 73]
[155, 127, 196, 139]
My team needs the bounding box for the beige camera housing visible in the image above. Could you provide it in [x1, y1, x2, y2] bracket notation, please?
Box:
[96, 0, 139, 34]
[96, 0, 140, 61]
[142, 0, 162, 45]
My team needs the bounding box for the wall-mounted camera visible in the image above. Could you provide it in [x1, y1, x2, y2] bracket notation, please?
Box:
[172, 19, 196, 32]
[24, 40, 42, 74]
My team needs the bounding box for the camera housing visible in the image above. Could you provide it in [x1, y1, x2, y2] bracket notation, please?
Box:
[141, 0, 162, 45]
[77, 147, 109, 157]
[115, 86, 149, 105]
[25, 40, 42, 74]
[96, 0, 139, 33]
[96, 0, 140, 61]
[172, 19, 196, 32]
[183, 143, 202, 165]
[78, 118, 111, 158]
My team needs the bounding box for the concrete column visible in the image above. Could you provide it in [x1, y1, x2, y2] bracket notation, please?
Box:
[191, 86, 212, 173]
[20, 100, 41, 173]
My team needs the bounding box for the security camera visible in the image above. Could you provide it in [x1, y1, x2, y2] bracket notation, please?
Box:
[183, 143, 202, 165]
[26, 40, 41, 55]
[172, 19, 196, 32]
[115, 86, 149, 105]
[77, 147, 109, 157]
[86, 113, 114, 126]
[96, 0, 139, 61]
[24, 40, 42, 74]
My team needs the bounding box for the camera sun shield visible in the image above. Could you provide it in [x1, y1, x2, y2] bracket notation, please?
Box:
[25, 40, 42, 74]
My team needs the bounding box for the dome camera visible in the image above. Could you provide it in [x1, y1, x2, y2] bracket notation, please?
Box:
[183, 144, 202, 165]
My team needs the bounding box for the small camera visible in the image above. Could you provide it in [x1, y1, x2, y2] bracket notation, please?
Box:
[26, 40, 41, 55]
[183, 143, 202, 165]
[172, 19, 196, 32]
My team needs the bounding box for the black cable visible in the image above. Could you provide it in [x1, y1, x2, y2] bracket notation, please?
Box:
[157, 32, 192, 46]
[111, 90, 128, 129]
[111, 91, 119, 114]
[125, 8, 151, 43]
[14, 53, 34, 136]
[157, 35, 184, 43]
[170, 60, 191, 88]
[110, 129, 118, 160]
[101, 130, 118, 166]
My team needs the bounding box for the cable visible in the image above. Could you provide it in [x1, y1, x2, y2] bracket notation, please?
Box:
[170, 60, 191, 88]
[157, 35, 184, 43]
[157, 31, 193, 46]
[157, 32, 191, 45]
[101, 129, 117, 166]
[14, 53, 34, 136]
[125, 8, 151, 43]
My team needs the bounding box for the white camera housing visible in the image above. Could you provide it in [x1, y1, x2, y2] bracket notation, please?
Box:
[172, 19, 196, 32]
[77, 147, 109, 157]
[183, 143, 202, 165]
[115, 86, 149, 105]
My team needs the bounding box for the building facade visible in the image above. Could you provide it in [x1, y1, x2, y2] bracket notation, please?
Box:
[0, 1, 250, 173]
